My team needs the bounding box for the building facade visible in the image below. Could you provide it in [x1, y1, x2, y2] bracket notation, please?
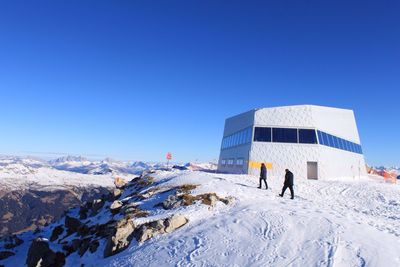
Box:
[218, 105, 367, 180]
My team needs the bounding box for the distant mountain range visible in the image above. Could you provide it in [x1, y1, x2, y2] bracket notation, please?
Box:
[0, 155, 156, 237]
[0, 155, 155, 177]
[0, 155, 217, 236]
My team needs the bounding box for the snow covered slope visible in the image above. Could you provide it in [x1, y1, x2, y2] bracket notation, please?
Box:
[106, 172, 400, 267]
[1, 169, 399, 266]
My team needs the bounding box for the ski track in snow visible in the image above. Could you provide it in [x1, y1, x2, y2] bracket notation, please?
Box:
[103, 171, 400, 267]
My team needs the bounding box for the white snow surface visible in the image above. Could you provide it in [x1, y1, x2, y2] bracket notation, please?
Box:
[2, 169, 400, 266]
[101, 171, 400, 267]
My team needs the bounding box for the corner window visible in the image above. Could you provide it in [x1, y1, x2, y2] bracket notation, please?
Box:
[254, 127, 271, 142]
[299, 129, 317, 144]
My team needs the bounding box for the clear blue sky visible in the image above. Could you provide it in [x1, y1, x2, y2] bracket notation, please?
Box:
[0, 1, 399, 165]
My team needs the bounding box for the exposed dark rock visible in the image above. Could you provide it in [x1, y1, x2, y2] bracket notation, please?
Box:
[26, 237, 65, 267]
[91, 199, 104, 213]
[78, 238, 91, 257]
[0, 250, 15, 260]
[62, 244, 74, 256]
[163, 190, 233, 210]
[77, 224, 90, 237]
[62, 237, 90, 257]
[220, 196, 235, 205]
[89, 240, 99, 253]
[120, 203, 149, 219]
[79, 206, 88, 220]
[67, 239, 81, 254]
[163, 195, 182, 209]
[65, 216, 81, 235]
[92, 221, 115, 238]
[1, 235, 24, 249]
[50, 225, 64, 241]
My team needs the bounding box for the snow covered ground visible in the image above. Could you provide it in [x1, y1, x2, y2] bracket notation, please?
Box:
[103, 171, 400, 267]
[1, 169, 399, 267]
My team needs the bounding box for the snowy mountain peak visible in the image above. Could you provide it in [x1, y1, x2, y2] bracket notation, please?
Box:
[49, 155, 89, 164]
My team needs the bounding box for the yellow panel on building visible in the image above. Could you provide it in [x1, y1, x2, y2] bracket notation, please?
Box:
[248, 161, 273, 169]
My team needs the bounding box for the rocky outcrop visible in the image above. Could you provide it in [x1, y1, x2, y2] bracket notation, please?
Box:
[163, 191, 235, 209]
[104, 218, 136, 257]
[50, 225, 64, 241]
[134, 215, 188, 242]
[104, 214, 188, 257]
[65, 216, 81, 236]
[26, 238, 65, 267]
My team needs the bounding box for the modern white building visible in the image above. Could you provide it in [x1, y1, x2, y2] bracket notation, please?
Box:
[218, 105, 367, 180]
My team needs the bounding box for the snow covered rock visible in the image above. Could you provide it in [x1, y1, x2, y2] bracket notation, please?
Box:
[164, 215, 188, 233]
[110, 200, 123, 212]
[26, 238, 65, 267]
[162, 195, 183, 209]
[134, 215, 188, 243]
[112, 188, 122, 199]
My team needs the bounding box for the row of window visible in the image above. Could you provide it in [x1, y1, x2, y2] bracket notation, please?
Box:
[221, 158, 244, 166]
[254, 127, 317, 144]
[317, 130, 363, 154]
[221, 127, 252, 149]
[221, 126, 363, 155]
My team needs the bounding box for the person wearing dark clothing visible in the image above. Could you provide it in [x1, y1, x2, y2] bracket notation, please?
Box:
[279, 169, 294, 199]
[258, 163, 268, 189]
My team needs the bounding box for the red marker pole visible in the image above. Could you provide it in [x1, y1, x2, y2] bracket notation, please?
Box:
[166, 152, 172, 169]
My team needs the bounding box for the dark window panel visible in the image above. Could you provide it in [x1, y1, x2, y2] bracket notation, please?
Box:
[254, 127, 272, 142]
[299, 129, 317, 144]
[273, 128, 298, 143]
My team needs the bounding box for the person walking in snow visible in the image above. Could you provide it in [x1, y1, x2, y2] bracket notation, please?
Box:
[279, 169, 294, 199]
[258, 163, 268, 189]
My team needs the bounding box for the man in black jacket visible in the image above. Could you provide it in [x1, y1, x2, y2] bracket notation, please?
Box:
[279, 169, 294, 199]
[258, 163, 268, 189]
